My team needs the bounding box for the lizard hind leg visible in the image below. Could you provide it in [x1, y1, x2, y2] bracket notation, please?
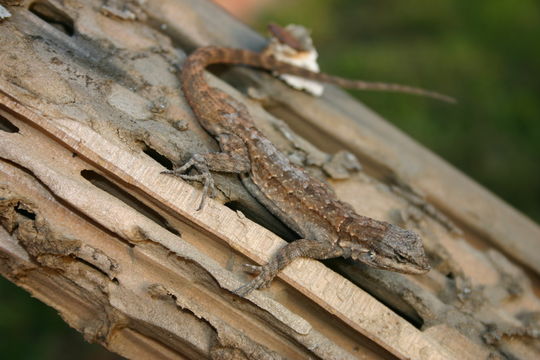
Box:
[234, 239, 344, 296]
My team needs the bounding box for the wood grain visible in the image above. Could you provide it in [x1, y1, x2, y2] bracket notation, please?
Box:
[0, 0, 538, 359]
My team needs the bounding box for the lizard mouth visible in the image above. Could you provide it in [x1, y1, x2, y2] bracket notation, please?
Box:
[395, 261, 431, 274]
[380, 258, 430, 274]
[360, 252, 431, 274]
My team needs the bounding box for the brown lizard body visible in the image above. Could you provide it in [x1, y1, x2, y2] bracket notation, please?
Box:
[168, 46, 432, 296]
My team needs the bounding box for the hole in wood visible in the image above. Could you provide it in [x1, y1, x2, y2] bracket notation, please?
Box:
[80, 170, 180, 236]
[330, 258, 426, 329]
[142, 145, 173, 170]
[75, 256, 115, 281]
[381, 297, 424, 330]
[14, 203, 36, 220]
[29, 1, 75, 36]
[0, 114, 19, 133]
[224, 200, 298, 242]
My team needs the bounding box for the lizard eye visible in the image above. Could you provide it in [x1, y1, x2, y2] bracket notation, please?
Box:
[368, 251, 376, 260]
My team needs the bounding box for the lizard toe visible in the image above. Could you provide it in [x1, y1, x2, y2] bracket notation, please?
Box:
[242, 264, 262, 275]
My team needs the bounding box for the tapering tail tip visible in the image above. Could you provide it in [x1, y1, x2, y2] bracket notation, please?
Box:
[431, 92, 457, 104]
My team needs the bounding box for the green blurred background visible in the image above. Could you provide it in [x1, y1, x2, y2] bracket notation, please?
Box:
[256, 0, 540, 223]
[1, 0, 539, 358]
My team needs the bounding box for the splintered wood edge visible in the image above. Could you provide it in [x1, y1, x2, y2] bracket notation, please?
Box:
[0, 92, 458, 359]
[0, 227, 190, 359]
[0, 101, 355, 359]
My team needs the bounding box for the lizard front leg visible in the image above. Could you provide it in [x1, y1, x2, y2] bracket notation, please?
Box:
[234, 239, 345, 296]
[162, 134, 250, 210]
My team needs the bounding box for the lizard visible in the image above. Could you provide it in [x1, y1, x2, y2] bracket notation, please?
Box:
[165, 41, 444, 296]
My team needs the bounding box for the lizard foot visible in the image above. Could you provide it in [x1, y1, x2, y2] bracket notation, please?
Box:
[161, 154, 216, 210]
[233, 264, 276, 297]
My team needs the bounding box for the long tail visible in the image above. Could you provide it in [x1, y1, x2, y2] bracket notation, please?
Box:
[187, 46, 456, 103]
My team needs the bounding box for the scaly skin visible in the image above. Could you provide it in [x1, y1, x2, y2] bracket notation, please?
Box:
[168, 46, 431, 296]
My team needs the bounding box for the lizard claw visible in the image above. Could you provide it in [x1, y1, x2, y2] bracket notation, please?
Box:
[233, 265, 275, 297]
[161, 154, 216, 210]
[233, 283, 254, 297]
[242, 263, 263, 275]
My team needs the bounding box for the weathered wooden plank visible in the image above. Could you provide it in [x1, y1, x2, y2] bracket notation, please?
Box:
[0, 0, 538, 359]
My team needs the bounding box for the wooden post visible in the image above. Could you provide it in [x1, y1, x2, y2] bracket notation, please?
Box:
[1, 1, 539, 359]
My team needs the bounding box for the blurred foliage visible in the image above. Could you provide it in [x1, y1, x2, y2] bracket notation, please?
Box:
[0, 277, 120, 359]
[2, 1, 539, 358]
[256, 0, 540, 222]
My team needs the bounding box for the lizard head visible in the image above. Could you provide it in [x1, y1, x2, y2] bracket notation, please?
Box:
[349, 223, 430, 274]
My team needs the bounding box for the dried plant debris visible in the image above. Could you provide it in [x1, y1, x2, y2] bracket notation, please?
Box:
[263, 23, 324, 96]
[0, 5, 12, 20]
